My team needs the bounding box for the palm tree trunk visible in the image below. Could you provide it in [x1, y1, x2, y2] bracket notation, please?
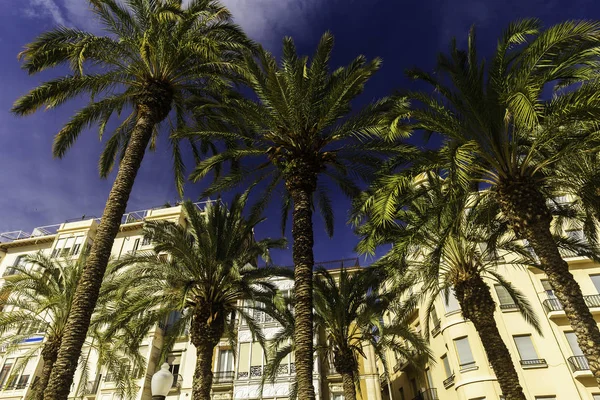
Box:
[31, 341, 60, 400]
[191, 342, 216, 400]
[286, 169, 317, 400]
[455, 275, 526, 400]
[341, 371, 357, 400]
[190, 307, 224, 400]
[42, 106, 158, 400]
[498, 179, 600, 387]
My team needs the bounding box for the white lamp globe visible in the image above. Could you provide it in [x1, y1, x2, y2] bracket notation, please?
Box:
[151, 363, 173, 397]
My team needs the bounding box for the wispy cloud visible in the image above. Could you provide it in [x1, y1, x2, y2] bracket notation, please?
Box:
[26, 0, 67, 26]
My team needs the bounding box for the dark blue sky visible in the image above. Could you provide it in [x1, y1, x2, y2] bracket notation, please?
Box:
[0, 0, 597, 266]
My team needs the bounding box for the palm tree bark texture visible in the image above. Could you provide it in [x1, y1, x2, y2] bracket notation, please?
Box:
[455, 275, 526, 400]
[497, 178, 600, 387]
[334, 351, 357, 400]
[190, 304, 225, 400]
[285, 162, 318, 400]
[42, 104, 161, 400]
[31, 339, 60, 400]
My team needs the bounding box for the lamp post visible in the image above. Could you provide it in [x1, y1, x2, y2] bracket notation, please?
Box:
[151, 363, 173, 400]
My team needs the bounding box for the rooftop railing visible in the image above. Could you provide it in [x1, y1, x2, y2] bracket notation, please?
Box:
[0, 201, 214, 244]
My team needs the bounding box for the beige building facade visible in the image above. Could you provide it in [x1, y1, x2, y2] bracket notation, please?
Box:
[1, 205, 600, 399]
[0, 204, 383, 400]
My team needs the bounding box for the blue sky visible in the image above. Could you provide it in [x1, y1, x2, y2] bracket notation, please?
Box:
[0, 0, 597, 266]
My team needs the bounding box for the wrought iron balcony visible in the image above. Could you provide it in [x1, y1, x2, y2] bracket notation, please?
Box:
[543, 295, 600, 314]
[520, 358, 547, 367]
[442, 373, 455, 389]
[411, 388, 439, 400]
[568, 355, 590, 372]
[213, 371, 234, 384]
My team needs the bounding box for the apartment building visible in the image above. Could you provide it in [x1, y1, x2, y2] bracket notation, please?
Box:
[380, 240, 600, 400]
[0, 204, 383, 400]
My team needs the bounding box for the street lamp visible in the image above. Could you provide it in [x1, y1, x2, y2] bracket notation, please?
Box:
[151, 363, 173, 400]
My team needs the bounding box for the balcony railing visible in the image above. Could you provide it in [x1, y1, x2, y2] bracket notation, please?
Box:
[172, 374, 183, 389]
[459, 361, 478, 372]
[499, 303, 518, 311]
[411, 388, 439, 400]
[379, 372, 387, 386]
[443, 373, 455, 388]
[431, 321, 441, 337]
[213, 371, 234, 384]
[250, 365, 263, 378]
[520, 358, 547, 367]
[543, 295, 600, 314]
[82, 376, 102, 395]
[568, 355, 590, 372]
[542, 298, 563, 313]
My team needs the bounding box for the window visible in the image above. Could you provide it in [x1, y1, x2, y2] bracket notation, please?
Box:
[399, 387, 405, 400]
[591, 275, 600, 294]
[441, 354, 452, 378]
[541, 280, 556, 298]
[426, 368, 434, 389]
[454, 337, 476, 370]
[332, 395, 344, 400]
[4, 256, 24, 276]
[514, 335, 545, 366]
[494, 285, 516, 310]
[534, 397, 555, 400]
[217, 349, 234, 373]
[593, 395, 600, 400]
[167, 353, 181, 387]
[0, 359, 13, 388]
[565, 332, 584, 356]
[130, 238, 140, 255]
[444, 290, 460, 315]
[142, 235, 152, 246]
[60, 237, 75, 257]
[71, 236, 84, 255]
[238, 343, 250, 379]
[51, 238, 66, 258]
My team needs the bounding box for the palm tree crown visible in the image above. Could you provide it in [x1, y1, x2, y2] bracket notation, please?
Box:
[186, 32, 412, 399]
[103, 195, 289, 400]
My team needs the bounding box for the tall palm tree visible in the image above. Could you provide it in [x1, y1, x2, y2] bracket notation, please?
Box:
[186, 32, 413, 398]
[261, 267, 429, 400]
[0, 254, 140, 400]
[102, 195, 289, 400]
[358, 175, 542, 400]
[11, 2, 252, 398]
[362, 19, 600, 385]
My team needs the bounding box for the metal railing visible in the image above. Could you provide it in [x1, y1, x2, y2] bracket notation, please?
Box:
[411, 388, 439, 400]
[0, 201, 215, 244]
[213, 371, 234, 384]
[568, 355, 590, 372]
[520, 359, 547, 367]
[379, 372, 387, 386]
[443, 373, 455, 388]
[431, 321, 441, 337]
[543, 295, 600, 314]
[82, 376, 102, 395]
[542, 298, 563, 313]
[499, 303, 518, 311]
[459, 361, 477, 372]
[172, 373, 183, 388]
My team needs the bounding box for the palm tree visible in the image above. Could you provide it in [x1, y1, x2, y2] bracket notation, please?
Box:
[186, 32, 413, 398]
[11, 2, 253, 398]
[102, 195, 289, 400]
[262, 266, 429, 400]
[358, 175, 542, 400]
[0, 254, 140, 400]
[363, 19, 600, 385]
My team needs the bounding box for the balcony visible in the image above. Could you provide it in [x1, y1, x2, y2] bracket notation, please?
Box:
[499, 303, 518, 311]
[519, 358, 547, 369]
[443, 373, 455, 389]
[567, 355, 593, 379]
[543, 295, 600, 317]
[213, 371, 234, 385]
[411, 388, 439, 400]
[82, 377, 102, 397]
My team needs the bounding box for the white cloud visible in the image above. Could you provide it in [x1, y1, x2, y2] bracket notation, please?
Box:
[27, 0, 67, 25]
[21, 0, 318, 46]
[221, 0, 321, 45]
